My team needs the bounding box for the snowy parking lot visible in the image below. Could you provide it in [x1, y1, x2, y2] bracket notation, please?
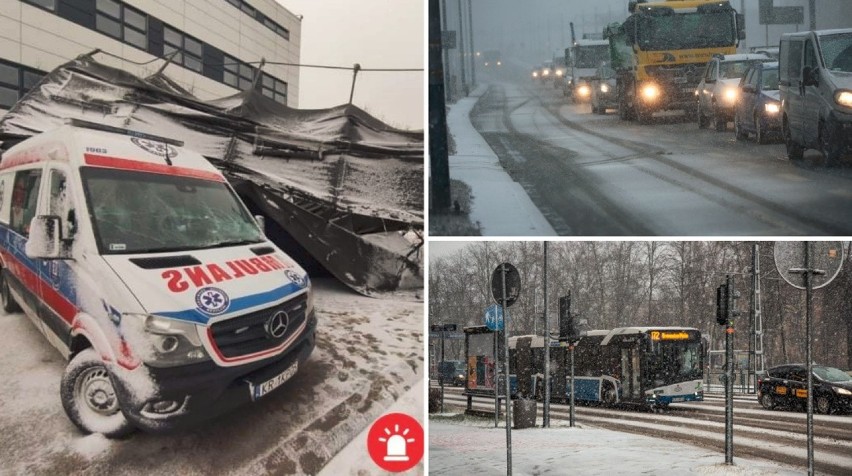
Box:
[0, 277, 423, 474]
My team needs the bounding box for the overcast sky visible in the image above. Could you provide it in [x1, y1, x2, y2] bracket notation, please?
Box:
[276, 0, 424, 130]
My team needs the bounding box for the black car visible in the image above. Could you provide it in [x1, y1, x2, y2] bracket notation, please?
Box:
[758, 364, 852, 414]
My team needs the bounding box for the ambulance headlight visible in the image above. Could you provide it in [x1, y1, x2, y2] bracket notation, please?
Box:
[123, 314, 210, 367]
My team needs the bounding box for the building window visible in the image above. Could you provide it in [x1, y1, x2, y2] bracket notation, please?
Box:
[123, 6, 148, 50]
[22, 0, 56, 12]
[164, 26, 203, 73]
[224, 0, 290, 41]
[0, 61, 46, 109]
[261, 73, 287, 104]
[94, 0, 148, 50]
[95, 0, 122, 39]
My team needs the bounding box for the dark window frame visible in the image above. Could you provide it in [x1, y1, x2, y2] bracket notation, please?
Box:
[223, 0, 290, 41]
[21, 0, 56, 13]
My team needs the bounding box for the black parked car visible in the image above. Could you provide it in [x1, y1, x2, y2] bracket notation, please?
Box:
[758, 364, 852, 414]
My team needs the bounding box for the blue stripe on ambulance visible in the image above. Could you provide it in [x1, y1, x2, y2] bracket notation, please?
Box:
[154, 281, 304, 324]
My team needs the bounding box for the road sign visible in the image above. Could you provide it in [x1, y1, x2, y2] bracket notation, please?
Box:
[491, 263, 521, 307]
[774, 242, 845, 290]
[485, 304, 504, 331]
[759, 0, 804, 25]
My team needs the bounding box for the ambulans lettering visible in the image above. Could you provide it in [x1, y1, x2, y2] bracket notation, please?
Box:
[161, 255, 292, 292]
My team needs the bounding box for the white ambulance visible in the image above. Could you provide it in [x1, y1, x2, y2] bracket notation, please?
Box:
[0, 120, 315, 436]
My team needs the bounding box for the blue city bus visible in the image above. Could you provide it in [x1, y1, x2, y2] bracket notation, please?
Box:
[509, 327, 705, 409]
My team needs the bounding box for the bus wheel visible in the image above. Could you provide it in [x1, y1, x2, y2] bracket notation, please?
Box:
[1, 269, 21, 313]
[61, 349, 135, 438]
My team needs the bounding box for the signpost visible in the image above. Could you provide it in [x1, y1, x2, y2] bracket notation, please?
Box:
[774, 241, 844, 476]
[485, 303, 504, 428]
[492, 262, 520, 476]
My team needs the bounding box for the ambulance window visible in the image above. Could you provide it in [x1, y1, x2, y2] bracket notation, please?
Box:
[10, 169, 42, 236]
[48, 169, 76, 238]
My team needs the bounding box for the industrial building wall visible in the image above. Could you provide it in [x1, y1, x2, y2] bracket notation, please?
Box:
[0, 0, 300, 115]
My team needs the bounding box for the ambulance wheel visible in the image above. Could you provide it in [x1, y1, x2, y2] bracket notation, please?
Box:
[1, 269, 21, 313]
[61, 348, 135, 438]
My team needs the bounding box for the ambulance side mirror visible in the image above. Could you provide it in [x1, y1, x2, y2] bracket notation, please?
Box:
[25, 215, 71, 260]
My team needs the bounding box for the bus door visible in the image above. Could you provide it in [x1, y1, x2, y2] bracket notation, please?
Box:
[621, 348, 641, 399]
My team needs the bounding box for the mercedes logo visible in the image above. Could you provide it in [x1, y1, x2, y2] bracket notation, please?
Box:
[264, 311, 290, 339]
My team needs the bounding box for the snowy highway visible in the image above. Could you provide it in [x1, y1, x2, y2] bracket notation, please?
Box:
[0, 278, 423, 475]
[463, 71, 852, 235]
[438, 385, 852, 475]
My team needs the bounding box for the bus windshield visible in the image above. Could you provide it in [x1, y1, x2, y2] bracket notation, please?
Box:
[637, 12, 735, 51]
[646, 340, 702, 386]
[81, 167, 264, 254]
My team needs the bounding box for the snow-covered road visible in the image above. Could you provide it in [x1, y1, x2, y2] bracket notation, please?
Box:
[0, 278, 423, 474]
[463, 71, 852, 236]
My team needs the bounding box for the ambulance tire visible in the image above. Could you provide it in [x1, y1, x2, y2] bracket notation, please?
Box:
[1, 269, 21, 313]
[61, 348, 135, 438]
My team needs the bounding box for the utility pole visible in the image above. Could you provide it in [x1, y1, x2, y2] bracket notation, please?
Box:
[467, 0, 475, 87]
[543, 242, 550, 427]
[440, 0, 451, 99]
[457, 0, 467, 96]
[809, 0, 816, 31]
[429, 0, 451, 210]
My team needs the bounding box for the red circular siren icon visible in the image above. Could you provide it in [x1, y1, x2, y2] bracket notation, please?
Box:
[367, 412, 424, 472]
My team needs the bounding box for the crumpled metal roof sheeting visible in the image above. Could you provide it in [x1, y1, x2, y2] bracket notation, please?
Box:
[0, 55, 423, 297]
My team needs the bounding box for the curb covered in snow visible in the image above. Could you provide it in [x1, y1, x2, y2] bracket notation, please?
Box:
[447, 84, 556, 236]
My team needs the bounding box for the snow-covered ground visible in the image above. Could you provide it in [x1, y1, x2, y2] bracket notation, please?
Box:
[445, 85, 556, 236]
[0, 277, 423, 474]
[429, 415, 806, 475]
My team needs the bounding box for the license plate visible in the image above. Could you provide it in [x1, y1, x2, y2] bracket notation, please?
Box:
[775, 386, 787, 395]
[672, 397, 684, 402]
[681, 87, 694, 93]
[252, 362, 298, 400]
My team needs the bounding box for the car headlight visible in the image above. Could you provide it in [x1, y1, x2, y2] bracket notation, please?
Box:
[497, 61, 502, 66]
[458, 374, 464, 379]
[837, 387, 852, 396]
[543, 70, 550, 76]
[122, 314, 210, 367]
[835, 90, 852, 108]
[642, 83, 660, 101]
[724, 87, 738, 103]
[601, 84, 610, 93]
[556, 70, 564, 77]
[765, 102, 780, 114]
[532, 71, 538, 78]
[578, 85, 590, 96]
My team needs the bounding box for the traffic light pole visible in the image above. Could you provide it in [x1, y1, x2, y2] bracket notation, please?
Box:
[440, 325, 445, 414]
[725, 275, 734, 465]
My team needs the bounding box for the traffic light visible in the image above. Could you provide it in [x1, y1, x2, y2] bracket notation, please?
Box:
[716, 284, 728, 326]
[559, 292, 575, 338]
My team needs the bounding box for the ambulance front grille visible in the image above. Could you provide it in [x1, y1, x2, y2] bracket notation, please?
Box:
[210, 294, 307, 358]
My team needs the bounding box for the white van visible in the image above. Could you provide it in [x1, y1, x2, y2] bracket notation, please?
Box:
[0, 120, 315, 436]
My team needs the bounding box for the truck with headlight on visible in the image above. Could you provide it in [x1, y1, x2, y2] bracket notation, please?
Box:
[564, 39, 611, 102]
[0, 120, 316, 437]
[605, 0, 745, 123]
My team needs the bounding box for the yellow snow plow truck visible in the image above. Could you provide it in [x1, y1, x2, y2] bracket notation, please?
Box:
[605, 0, 745, 123]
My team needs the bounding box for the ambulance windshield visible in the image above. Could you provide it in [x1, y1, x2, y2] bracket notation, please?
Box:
[81, 167, 264, 254]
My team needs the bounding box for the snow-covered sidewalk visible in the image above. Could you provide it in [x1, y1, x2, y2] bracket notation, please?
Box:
[429, 416, 805, 475]
[447, 85, 556, 236]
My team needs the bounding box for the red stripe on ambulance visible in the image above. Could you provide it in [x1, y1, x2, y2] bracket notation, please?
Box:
[161, 255, 291, 292]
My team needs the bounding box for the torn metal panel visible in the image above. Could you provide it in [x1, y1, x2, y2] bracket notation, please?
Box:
[0, 54, 423, 298]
